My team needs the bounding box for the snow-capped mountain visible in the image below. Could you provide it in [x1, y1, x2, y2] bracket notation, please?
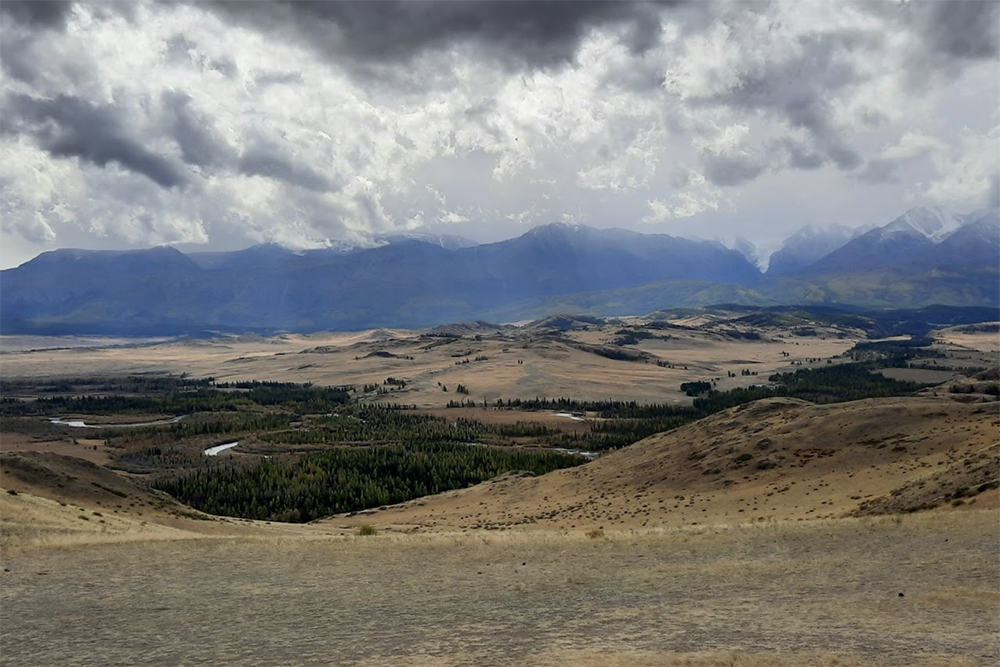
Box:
[934, 209, 1000, 263]
[706, 236, 767, 271]
[880, 206, 965, 242]
[804, 207, 998, 275]
[765, 223, 866, 276]
[376, 231, 479, 250]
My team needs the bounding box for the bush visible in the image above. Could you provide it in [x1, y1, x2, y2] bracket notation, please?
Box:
[357, 524, 378, 536]
[586, 528, 605, 539]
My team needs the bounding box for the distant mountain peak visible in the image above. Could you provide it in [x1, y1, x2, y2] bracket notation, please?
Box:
[889, 206, 964, 242]
[525, 222, 587, 236]
[376, 231, 479, 250]
[765, 222, 862, 276]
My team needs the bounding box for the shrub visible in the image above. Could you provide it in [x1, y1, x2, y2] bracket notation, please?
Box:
[586, 528, 605, 539]
[357, 524, 378, 536]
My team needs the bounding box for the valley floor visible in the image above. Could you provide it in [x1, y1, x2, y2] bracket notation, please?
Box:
[1, 321, 997, 666]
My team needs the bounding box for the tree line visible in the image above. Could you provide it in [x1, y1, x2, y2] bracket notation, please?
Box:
[154, 441, 584, 522]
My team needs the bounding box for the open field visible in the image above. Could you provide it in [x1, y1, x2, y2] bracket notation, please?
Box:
[0, 318, 860, 407]
[1, 510, 996, 667]
[1, 313, 998, 666]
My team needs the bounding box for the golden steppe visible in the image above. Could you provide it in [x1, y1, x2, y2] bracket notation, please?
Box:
[1, 317, 998, 666]
[0, 318, 862, 406]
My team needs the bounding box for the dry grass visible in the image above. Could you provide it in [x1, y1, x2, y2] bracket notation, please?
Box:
[0, 323, 857, 407]
[0, 510, 996, 666]
[532, 649, 981, 667]
[325, 395, 999, 532]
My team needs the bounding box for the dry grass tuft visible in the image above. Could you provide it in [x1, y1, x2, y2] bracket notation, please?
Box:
[533, 650, 982, 667]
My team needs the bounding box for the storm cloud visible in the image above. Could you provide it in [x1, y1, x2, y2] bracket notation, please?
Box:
[3, 93, 188, 188]
[908, 0, 999, 61]
[204, 0, 676, 71]
[237, 139, 335, 193]
[161, 90, 235, 169]
[0, 0, 74, 30]
[0, 1, 997, 268]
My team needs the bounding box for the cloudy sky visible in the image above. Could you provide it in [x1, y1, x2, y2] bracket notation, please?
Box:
[1, 0, 997, 269]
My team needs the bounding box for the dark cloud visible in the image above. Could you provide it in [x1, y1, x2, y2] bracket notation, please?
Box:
[2, 93, 188, 188]
[620, 2, 669, 55]
[0, 1, 74, 30]
[856, 159, 899, 185]
[702, 153, 765, 187]
[779, 140, 826, 170]
[0, 27, 42, 83]
[988, 173, 1000, 209]
[690, 30, 873, 176]
[161, 91, 235, 169]
[204, 1, 678, 72]
[237, 138, 333, 192]
[825, 144, 861, 171]
[0, 0, 134, 32]
[910, 0, 999, 61]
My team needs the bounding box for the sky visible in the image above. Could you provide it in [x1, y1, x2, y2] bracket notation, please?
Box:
[1, 0, 998, 269]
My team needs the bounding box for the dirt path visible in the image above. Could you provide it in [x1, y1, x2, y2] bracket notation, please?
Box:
[2, 511, 996, 667]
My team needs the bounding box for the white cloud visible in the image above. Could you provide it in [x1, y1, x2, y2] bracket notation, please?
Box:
[925, 125, 1000, 206]
[882, 132, 950, 160]
[642, 171, 723, 222]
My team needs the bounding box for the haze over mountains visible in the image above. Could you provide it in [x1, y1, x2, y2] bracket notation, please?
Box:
[1, 207, 997, 335]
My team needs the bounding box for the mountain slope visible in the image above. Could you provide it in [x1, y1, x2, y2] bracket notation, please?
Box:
[931, 210, 1000, 267]
[805, 211, 936, 275]
[803, 207, 997, 275]
[766, 223, 863, 276]
[0, 224, 761, 334]
[329, 395, 999, 531]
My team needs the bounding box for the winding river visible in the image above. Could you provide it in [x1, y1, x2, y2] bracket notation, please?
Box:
[48, 416, 185, 429]
[204, 442, 239, 456]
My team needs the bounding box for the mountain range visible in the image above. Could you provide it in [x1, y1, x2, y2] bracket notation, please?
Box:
[1, 207, 997, 335]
